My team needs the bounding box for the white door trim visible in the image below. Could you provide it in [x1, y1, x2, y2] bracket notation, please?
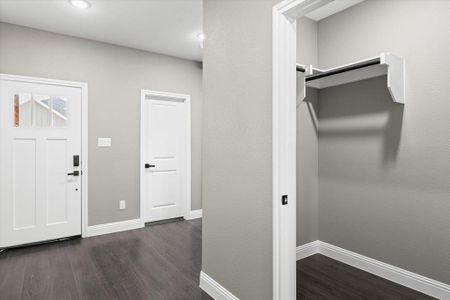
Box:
[0, 73, 89, 239]
[140, 89, 191, 226]
[272, 1, 332, 299]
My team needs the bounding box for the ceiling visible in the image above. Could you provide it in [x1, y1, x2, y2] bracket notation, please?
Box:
[0, 0, 365, 61]
[0, 0, 203, 61]
[305, 0, 365, 21]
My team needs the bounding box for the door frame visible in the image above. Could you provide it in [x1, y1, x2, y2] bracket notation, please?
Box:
[0, 73, 89, 239]
[272, 0, 332, 299]
[140, 89, 191, 226]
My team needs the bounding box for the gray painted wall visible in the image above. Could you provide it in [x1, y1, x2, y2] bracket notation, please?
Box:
[296, 17, 319, 245]
[317, 0, 450, 283]
[0, 22, 203, 226]
[202, 0, 278, 298]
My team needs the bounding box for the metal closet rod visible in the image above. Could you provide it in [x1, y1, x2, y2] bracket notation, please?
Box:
[304, 58, 381, 82]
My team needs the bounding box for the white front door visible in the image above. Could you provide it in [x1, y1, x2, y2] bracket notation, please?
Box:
[142, 91, 190, 223]
[0, 77, 83, 247]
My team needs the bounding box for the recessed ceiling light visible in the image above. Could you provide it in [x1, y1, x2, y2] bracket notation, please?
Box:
[69, 0, 90, 9]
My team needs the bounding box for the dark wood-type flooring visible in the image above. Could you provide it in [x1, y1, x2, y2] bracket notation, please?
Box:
[297, 254, 436, 299]
[0, 219, 437, 300]
[0, 219, 212, 300]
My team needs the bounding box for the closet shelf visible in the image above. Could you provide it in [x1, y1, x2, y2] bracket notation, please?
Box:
[298, 53, 405, 104]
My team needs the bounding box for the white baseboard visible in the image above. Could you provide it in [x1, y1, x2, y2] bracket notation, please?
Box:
[296, 240, 320, 260]
[185, 209, 203, 220]
[200, 271, 239, 300]
[296, 241, 450, 299]
[85, 218, 143, 237]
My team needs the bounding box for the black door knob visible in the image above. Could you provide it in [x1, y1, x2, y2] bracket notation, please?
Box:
[67, 171, 80, 176]
[145, 164, 155, 169]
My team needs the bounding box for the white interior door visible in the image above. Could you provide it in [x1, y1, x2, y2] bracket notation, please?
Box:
[142, 91, 190, 223]
[0, 77, 82, 247]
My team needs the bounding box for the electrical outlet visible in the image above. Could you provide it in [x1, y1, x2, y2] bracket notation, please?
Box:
[119, 200, 126, 210]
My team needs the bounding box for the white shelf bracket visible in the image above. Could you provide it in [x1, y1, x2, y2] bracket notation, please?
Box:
[381, 53, 405, 104]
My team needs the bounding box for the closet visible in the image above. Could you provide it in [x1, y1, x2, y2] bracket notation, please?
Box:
[290, 1, 443, 298]
[273, 0, 450, 298]
[292, 2, 450, 300]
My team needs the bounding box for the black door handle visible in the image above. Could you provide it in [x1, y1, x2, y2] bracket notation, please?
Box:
[67, 171, 80, 176]
[145, 164, 155, 169]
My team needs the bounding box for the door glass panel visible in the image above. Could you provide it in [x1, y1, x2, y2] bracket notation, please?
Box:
[14, 93, 33, 127]
[50, 97, 68, 128]
[14, 94, 19, 127]
[34, 94, 51, 127]
[13, 94, 68, 128]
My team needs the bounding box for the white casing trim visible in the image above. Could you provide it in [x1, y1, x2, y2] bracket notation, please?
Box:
[296, 241, 450, 299]
[185, 209, 202, 220]
[86, 218, 143, 238]
[200, 271, 239, 300]
[272, 1, 332, 299]
[305, 0, 364, 21]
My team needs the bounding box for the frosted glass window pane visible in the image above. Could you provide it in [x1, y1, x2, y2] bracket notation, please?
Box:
[51, 97, 67, 128]
[15, 93, 33, 127]
[34, 95, 51, 127]
[14, 94, 19, 127]
[13, 94, 68, 128]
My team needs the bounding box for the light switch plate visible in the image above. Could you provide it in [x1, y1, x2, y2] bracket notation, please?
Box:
[119, 200, 126, 210]
[98, 137, 112, 147]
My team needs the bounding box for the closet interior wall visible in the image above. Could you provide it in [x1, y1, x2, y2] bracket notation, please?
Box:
[296, 0, 450, 284]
